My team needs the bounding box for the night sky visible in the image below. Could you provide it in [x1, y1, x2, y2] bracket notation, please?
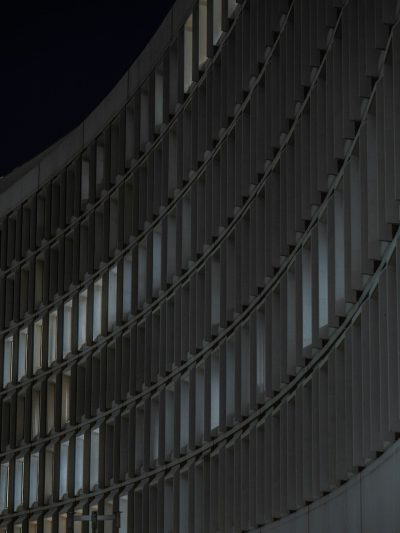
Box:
[0, 1, 175, 176]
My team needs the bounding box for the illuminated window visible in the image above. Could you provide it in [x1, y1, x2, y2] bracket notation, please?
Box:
[3, 336, 13, 386]
[61, 369, 71, 427]
[31, 388, 41, 439]
[195, 365, 205, 445]
[155, 68, 164, 130]
[0, 462, 9, 511]
[93, 278, 102, 339]
[211, 351, 220, 431]
[46, 376, 56, 434]
[63, 299, 73, 358]
[213, 0, 222, 44]
[29, 452, 39, 506]
[184, 15, 193, 92]
[180, 373, 189, 453]
[123, 254, 132, 318]
[44, 445, 54, 503]
[75, 433, 85, 494]
[302, 245, 312, 348]
[228, 0, 237, 18]
[108, 266, 118, 331]
[150, 396, 160, 466]
[43, 517, 52, 533]
[48, 310, 58, 364]
[90, 427, 100, 489]
[59, 439, 69, 498]
[119, 494, 128, 533]
[14, 457, 24, 509]
[78, 289, 88, 349]
[18, 328, 28, 380]
[153, 226, 162, 298]
[318, 217, 328, 329]
[199, 0, 208, 67]
[33, 319, 43, 373]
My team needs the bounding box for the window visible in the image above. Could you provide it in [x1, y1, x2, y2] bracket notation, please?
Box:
[108, 266, 118, 331]
[46, 376, 55, 434]
[93, 278, 102, 340]
[90, 427, 100, 489]
[18, 328, 28, 380]
[199, 0, 208, 67]
[210, 351, 220, 431]
[226, 336, 235, 426]
[3, 336, 13, 386]
[184, 15, 193, 93]
[44, 517, 53, 533]
[138, 243, 147, 309]
[63, 299, 73, 358]
[318, 218, 328, 329]
[14, 457, 24, 510]
[135, 404, 144, 473]
[165, 384, 174, 460]
[211, 253, 220, 331]
[96, 136, 105, 196]
[150, 396, 160, 466]
[29, 452, 39, 506]
[256, 306, 266, 398]
[196, 365, 205, 445]
[123, 254, 132, 318]
[75, 434, 84, 494]
[31, 388, 41, 439]
[16, 394, 25, 443]
[180, 374, 189, 453]
[0, 463, 8, 511]
[33, 319, 43, 373]
[180, 470, 189, 533]
[241, 322, 250, 416]
[29, 519, 38, 533]
[153, 227, 162, 298]
[35, 256, 44, 308]
[228, 0, 237, 18]
[81, 157, 90, 204]
[302, 245, 312, 348]
[155, 68, 164, 130]
[61, 369, 71, 427]
[119, 494, 128, 533]
[48, 310, 58, 364]
[44, 445, 54, 503]
[78, 290, 88, 349]
[59, 440, 69, 498]
[213, 0, 222, 44]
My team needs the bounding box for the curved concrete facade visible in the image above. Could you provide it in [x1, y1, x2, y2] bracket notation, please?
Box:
[1, 0, 400, 531]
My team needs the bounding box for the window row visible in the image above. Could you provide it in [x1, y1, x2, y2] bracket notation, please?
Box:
[0, 0, 274, 271]
[0, 240, 399, 530]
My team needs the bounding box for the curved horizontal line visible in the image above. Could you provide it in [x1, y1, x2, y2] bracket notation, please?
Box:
[2, 1, 398, 522]
[0, 0, 249, 277]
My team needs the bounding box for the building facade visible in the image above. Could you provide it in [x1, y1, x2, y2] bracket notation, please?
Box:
[1, 0, 400, 531]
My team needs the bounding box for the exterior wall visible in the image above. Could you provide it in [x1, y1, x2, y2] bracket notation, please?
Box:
[0, 0, 400, 531]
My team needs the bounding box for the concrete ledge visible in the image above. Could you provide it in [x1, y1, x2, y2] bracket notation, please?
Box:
[39, 124, 84, 185]
[83, 74, 129, 145]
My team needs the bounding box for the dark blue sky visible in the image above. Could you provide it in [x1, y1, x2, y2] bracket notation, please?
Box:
[0, 1, 175, 176]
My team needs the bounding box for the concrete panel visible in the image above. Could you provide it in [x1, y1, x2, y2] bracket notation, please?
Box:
[361, 442, 400, 533]
[0, 165, 39, 216]
[309, 477, 361, 533]
[38, 124, 84, 185]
